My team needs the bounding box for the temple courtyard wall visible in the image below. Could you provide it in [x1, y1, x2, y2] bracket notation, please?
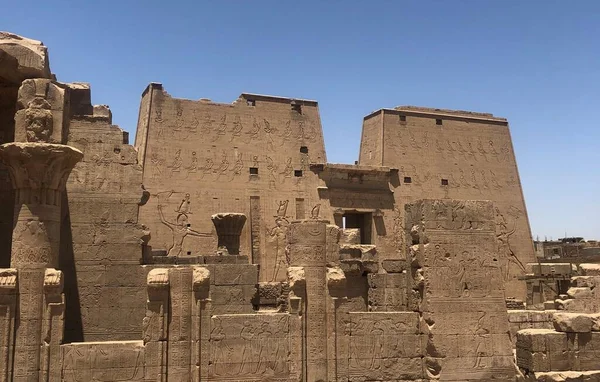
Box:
[1, 31, 599, 382]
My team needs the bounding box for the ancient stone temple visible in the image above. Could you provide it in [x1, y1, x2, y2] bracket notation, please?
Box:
[1, 31, 598, 382]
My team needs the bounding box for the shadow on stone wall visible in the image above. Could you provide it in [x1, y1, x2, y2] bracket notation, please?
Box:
[60, 192, 84, 342]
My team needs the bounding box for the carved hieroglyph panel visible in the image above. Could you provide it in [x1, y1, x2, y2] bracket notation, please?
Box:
[343, 312, 422, 381]
[61, 341, 144, 382]
[208, 314, 290, 381]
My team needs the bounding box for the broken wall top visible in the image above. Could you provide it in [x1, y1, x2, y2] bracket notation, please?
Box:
[0, 31, 52, 84]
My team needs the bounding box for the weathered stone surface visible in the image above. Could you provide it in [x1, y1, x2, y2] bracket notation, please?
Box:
[580, 264, 600, 276]
[552, 313, 595, 333]
[0, 31, 544, 382]
[0, 32, 52, 83]
[340, 228, 360, 244]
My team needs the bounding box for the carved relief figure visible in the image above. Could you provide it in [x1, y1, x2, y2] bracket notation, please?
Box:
[267, 220, 289, 282]
[263, 119, 276, 151]
[476, 138, 488, 161]
[174, 102, 184, 131]
[230, 153, 243, 179]
[157, 199, 209, 257]
[473, 311, 491, 369]
[495, 207, 526, 281]
[186, 151, 198, 175]
[281, 120, 292, 140]
[201, 154, 215, 179]
[215, 151, 229, 180]
[247, 118, 261, 140]
[280, 157, 293, 179]
[176, 193, 191, 215]
[215, 114, 227, 139]
[169, 149, 183, 173]
[201, 113, 212, 135]
[24, 98, 53, 142]
[209, 319, 229, 376]
[230, 115, 243, 141]
[150, 153, 164, 179]
[266, 156, 277, 189]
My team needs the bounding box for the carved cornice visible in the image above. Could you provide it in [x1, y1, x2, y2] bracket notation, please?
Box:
[0, 143, 83, 205]
[0, 268, 17, 292]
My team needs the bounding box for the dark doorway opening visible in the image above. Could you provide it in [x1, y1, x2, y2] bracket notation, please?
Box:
[342, 212, 373, 244]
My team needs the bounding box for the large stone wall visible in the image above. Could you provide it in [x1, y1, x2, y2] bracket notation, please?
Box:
[135, 85, 327, 282]
[359, 107, 535, 298]
[63, 89, 149, 342]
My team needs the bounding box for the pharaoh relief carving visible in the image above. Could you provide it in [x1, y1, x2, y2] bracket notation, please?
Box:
[495, 206, 526, 281]
[156, 191, 210, 257]
[266, 200, 291, 282]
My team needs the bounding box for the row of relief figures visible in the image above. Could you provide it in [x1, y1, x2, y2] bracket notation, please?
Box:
[148, 148, 312, 188]
[388, 130, 514, 163]
[151, 106, 320, 144]
[400, 164, 520, 190]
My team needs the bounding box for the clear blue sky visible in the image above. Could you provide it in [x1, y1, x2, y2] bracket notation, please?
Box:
[3, 1, 599, 241]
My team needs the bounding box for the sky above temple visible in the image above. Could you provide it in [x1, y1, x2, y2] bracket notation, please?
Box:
[2, 0, 599, 240]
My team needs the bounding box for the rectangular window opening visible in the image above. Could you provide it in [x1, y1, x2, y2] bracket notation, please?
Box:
[291, 103, 302, 114]
[249, 167, 259, 175]
[342, 212, 373, 244]
[441, 179, 449, 186]
[247, 99, 256, 107]
[399, 115, 406, 122]
[300, 146, 308, 154]
[404, 176, 412, 184]
[436, 118, 443, 125]
[294, 170, 303, 177]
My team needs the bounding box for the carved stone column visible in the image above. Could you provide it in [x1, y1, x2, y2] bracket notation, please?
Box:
[143, 268, 170, 382]
[40, 268, 65, 382]
[287, 219, 329, 381]
[0, 142, 81, 382]
[0, 268, 17, 382]
[192, 266, 210, 382]
[211, 213, 246, 255]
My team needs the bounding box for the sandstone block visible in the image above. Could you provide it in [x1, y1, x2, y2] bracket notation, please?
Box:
[212, 264, 258, 285]
[382, 259, 408, 273]
[580, 264, 600, 276]
[340, 228, 360, 244]
[553, 313, 594, 333]
[0, 32, 51, 82]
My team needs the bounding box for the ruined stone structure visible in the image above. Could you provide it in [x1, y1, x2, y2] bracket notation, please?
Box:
[1, 31, 598, 381]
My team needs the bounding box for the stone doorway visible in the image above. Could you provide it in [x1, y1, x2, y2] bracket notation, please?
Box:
[342, 212, 373, 244]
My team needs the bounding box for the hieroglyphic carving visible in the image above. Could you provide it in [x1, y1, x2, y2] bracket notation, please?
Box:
[249, 196, 262, 265]
[345, 312, 421, 380]
[208, 315, 290, 379]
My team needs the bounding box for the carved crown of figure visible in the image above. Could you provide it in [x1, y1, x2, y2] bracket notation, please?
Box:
[24, 97, 53, 143]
